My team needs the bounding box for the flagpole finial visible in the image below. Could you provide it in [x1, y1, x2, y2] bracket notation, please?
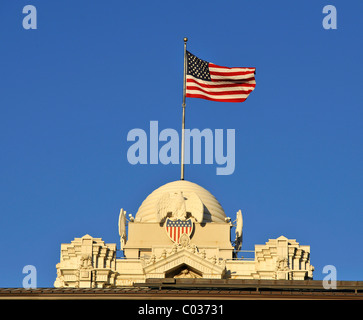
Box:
[184, 37, 188, 43]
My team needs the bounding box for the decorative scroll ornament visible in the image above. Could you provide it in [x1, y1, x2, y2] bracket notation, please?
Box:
[118, 208, 127, 249]
[234, 210, 243, 252]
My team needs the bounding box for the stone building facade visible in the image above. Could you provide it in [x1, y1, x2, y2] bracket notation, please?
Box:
[54, 180, 314, 288]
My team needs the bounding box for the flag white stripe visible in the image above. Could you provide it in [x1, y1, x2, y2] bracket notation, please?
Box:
[209, 66, 255, 73]
[210, 74, 255, 81]
[208, 63, 256, 74]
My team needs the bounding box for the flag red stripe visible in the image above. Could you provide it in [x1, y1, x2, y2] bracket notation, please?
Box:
[187, 78, 256, 88]
[186, 93, 246, 102]
[187, 86, 253, 96]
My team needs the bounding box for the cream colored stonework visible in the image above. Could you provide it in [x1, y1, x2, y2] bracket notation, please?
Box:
[54, 235, 117, 288]
[54, 181, 314, 288]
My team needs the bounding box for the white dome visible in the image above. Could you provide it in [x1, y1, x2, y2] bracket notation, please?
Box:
[135, 180, 226, 223]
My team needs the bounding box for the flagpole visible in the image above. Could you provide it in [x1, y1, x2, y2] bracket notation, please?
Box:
[181, 37, 188, 180]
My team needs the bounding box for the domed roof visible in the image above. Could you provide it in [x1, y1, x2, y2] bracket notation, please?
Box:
[135, 180, 226, 223]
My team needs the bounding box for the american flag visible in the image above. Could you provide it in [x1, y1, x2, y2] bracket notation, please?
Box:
[165, 218, 193, 244]
[186, 51, 256, 103]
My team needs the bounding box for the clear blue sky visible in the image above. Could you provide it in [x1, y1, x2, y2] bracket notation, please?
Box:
[0, 0, 362, 287]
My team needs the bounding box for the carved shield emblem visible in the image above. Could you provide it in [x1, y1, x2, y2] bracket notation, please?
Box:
[165, 218, 193, 244]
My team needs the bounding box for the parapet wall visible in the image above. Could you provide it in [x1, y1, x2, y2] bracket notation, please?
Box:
[54, 234, 313, 288]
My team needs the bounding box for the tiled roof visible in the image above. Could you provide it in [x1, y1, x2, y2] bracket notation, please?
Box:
[1, 279, 363, 300]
